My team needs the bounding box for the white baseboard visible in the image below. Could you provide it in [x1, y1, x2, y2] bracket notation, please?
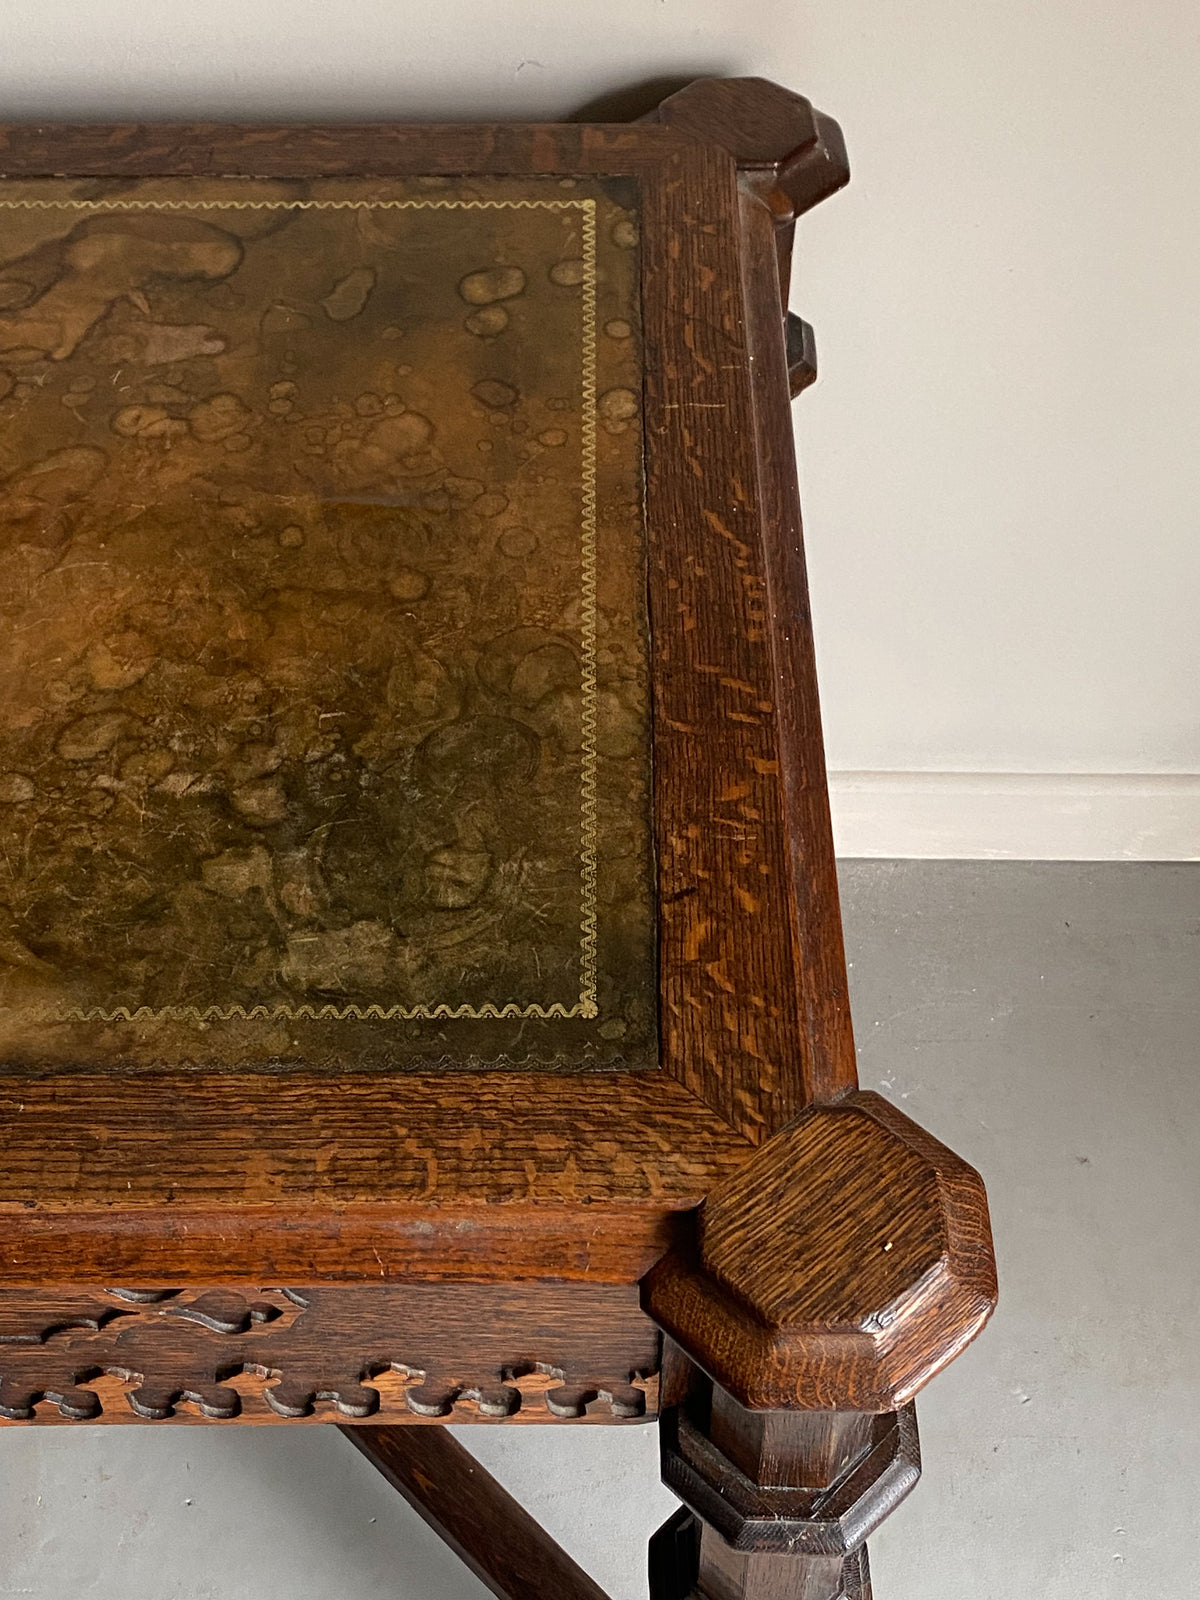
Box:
[828, 772, 1200, 861]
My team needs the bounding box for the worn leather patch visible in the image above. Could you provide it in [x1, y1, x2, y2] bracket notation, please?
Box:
[0, 174, 654, 1071]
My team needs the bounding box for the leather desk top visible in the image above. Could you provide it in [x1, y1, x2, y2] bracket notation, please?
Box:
[0, 97, 857, 1287]
[0, 174, 655, 1074]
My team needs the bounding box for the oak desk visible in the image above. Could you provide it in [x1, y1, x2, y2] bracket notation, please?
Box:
[0, 79, 996, 1600]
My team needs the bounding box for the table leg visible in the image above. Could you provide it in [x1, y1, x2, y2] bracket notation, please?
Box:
[649, 1345, 916, 1600]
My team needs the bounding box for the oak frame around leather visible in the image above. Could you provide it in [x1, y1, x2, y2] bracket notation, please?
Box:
[0, 85, 1000, 1600]
[0, 104, 853, 1289]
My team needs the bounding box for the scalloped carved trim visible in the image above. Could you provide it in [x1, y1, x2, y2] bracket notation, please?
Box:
[0, 1285, 659, 1425]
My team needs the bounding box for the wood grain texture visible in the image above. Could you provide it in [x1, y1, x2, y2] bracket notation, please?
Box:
[0, 122, 682, 180]
[0, 1283, 659, 1425]
[651, 82, 858, 1117]
[642, 1092, 997, 1411]
[342, 1424, 612, 1600]
[641, 134, 824, 1134]
[0, 88, 863, 1299]
[643, 75, 850, 317]
[0, 1074, 748, 1283]
[644, 75, 857, 1120]
[0, 83, 989, 1600]
[734, 183, 858, 1107]
[642, 75, 858, 1115]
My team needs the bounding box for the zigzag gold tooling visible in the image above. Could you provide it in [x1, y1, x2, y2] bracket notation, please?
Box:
[0, 176, 652, 1071]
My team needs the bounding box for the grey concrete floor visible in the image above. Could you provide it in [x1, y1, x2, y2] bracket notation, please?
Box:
[1, 862, 1196, 1598]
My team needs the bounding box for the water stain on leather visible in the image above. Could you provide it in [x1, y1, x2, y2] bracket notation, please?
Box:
[0, 174, 653, 1072]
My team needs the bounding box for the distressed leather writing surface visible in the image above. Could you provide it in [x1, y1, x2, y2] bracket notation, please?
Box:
[0, 174, 655, 1073]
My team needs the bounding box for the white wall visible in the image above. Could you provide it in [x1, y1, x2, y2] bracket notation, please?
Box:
[3, 1, 1197, 856]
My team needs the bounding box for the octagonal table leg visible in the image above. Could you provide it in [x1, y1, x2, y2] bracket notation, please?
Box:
[649, 1345, 917, 1600]
[642, 1093, 995, 1599]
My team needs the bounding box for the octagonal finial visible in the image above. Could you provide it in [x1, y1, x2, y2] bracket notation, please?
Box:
[643, 1092, 997, 1411]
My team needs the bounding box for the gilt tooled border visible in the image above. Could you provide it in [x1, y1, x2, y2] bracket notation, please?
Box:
[0, 192, 602, 1025]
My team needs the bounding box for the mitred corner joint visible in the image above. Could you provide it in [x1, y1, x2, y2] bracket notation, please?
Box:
[641, 1091, 998, 1413]
[642, 74, 849, 218]
[645, 76, 850, 404]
